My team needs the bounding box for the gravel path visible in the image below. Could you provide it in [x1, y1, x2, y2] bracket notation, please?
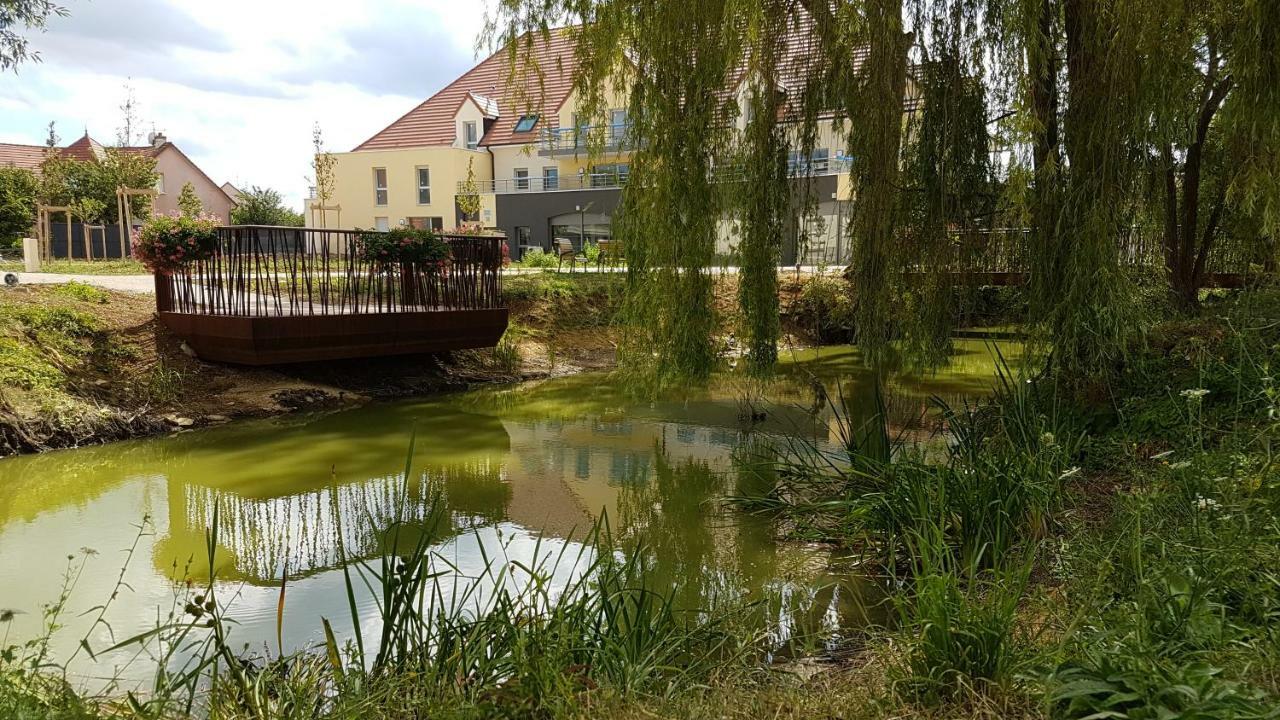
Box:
[13, 273, 156, 294]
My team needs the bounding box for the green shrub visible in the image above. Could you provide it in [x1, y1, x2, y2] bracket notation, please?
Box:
[51, 282, 108, 305]
[8, 305, 100, 338]
[515, 247, 559, 269]
[133, 215, 219, 274]
[789, 275, 854, 343]
[0, 338, 63, 390]
[895, 553, 1030, 704]
[1050, 650, 1277, 720]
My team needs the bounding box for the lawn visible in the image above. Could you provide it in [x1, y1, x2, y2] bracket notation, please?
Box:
[0, 259, 148, 275]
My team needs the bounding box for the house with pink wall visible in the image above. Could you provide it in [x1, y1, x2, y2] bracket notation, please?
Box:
[59, 132, 237, 222]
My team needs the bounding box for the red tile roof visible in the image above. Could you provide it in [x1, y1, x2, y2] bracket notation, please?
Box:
[60, 134, 108, 162]
[0, 143, 48, 171]
[355, 27, 581, 151]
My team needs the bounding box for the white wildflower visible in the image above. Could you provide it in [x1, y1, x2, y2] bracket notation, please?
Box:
[1169, 461, 1192, 470]
[1180, 388, 1210, 400]
[1194, 496, 1220, 511]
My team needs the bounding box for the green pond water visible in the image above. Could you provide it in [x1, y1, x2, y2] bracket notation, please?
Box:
[0, 341, 1025, 686]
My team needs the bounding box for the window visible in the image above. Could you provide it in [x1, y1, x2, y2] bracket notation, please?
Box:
[515, 226, 531, 247]
[787, 149, 832, 175]
[542, 166, 559, 190]
[374, 216, 390, 232]
[416, 167, 431, 204]
[155, 174, 165, 194]
[550, 211, 612, 246]
[811, 148, 830, 173]
[591, 163, 629, 188]
[373, 168, 388, 205]
[463, 121, 478, 149]
[408, 217, 443, 230]
[514, 114, 539, 133]
[514, 168, 529, 191]
[609, 109, 629, 143]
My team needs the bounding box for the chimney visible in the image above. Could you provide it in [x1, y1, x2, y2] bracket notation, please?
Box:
[148, 131, 167, 148]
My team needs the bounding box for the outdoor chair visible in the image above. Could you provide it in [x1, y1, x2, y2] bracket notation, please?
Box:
[597, 239, 624, 270]
[555, 238, 587, 272]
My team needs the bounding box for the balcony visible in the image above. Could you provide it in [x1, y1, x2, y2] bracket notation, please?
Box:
[538, 124, 632, 156]
[462, 152, 853, 196]
[468, 171, 631, 195]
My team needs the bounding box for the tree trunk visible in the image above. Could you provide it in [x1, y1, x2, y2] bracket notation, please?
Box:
[1028, 0, 1061, 283]
[1164, 68, 1232, 310]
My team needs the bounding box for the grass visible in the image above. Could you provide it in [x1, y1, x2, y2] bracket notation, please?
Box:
[51, 281, 110, 304]
[0, 259, 147, 275]
[501, 271, 625, 332]
[729, 289, 1280, 715]
[0, 303, 108, 392]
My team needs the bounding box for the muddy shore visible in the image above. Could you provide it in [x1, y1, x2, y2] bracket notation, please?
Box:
[0, 280, 619, 456]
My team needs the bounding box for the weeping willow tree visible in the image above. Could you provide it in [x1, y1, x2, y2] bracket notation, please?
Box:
[488, 0, 926, 388]
[486, 0, 1279, 387]
[900, 0, 996, 365]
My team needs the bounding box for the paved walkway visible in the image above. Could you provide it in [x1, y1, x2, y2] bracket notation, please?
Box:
[15, 273, 156, 293]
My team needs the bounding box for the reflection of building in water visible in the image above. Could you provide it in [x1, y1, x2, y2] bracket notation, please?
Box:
[172, 458, 511, 584]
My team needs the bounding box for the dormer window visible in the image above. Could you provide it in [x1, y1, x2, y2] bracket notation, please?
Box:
[514, 114, 539, 133]
[463, 121, 478, 149]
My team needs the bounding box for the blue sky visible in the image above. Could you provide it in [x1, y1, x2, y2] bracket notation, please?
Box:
[0, 0, 489, 208]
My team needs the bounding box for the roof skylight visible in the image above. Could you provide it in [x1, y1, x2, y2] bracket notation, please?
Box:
[514, 114, 540, 132]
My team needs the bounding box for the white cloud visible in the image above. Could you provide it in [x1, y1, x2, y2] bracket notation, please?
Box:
[0, 0, 493, 210]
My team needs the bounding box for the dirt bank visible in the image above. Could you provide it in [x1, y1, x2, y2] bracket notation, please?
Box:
[0, 276, 621, 456]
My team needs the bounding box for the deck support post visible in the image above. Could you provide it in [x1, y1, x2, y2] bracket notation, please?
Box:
[400, 263, 419, 307]
[155, 273, 173, 312]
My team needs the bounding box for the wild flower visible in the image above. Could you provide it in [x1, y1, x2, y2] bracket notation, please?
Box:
[1169, 461, 1192, 470]
[1194, 496, 1220, 511]
[1180, 388, 1210, 400]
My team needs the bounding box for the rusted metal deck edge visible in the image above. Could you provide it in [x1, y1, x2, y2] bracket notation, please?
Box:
[158, 308, 509, 366]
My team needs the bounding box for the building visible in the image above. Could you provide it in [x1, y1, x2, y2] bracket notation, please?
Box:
[325, 20, 913, 265]
[220, 182, 245, 205]
[0, 132, 238, 223]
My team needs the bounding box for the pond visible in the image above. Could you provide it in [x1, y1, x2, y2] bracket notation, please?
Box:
[0, 341, 1026, 687]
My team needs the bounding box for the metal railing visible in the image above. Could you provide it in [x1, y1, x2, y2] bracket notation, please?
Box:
[466, 155, 853, 195]
[539, 123, 632, 154]
[155, 226, 506, 316]
[470, 172, 632, 194]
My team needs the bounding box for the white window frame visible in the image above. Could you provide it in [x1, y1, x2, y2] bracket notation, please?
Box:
[374, 216, 390, 232]
[542, 166, 559, 190]
[514, 167, 529, 191]
[463, 121, 478, 149]
[373, 167, 388, 206]
[610, 109, 628, 143]
[415, 166, 431, 205]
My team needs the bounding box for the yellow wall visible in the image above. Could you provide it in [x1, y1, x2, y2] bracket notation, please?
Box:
[488, 144, 630, 188]
[453, 99, 488, 150]
[324, 146, 492, 230]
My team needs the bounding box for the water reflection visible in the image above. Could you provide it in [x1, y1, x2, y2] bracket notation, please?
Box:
[0, 340, 1021, 684]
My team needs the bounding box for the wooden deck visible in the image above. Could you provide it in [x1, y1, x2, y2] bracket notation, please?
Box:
[155, 226, 509, 365]
[158, 307, 509, 365]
